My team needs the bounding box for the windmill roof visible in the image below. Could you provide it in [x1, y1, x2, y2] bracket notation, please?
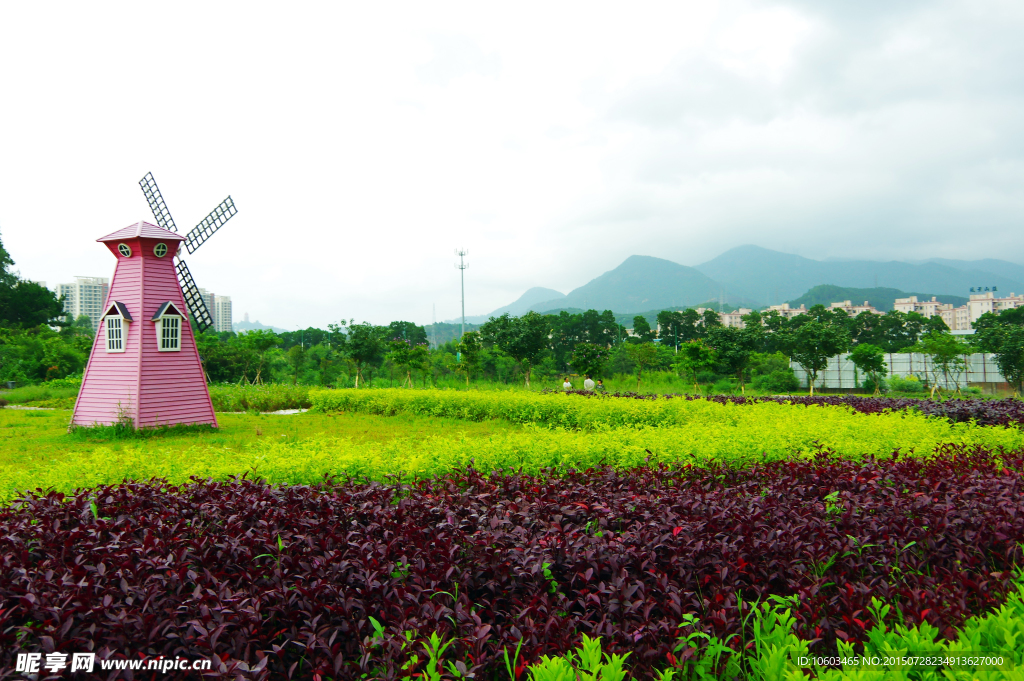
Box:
[152, 302, 185, 320]
[106, 301, 134, 321]
[97, 221, 184, 242]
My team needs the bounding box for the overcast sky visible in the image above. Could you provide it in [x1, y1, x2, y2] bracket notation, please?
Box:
[1, 1, 1022, 328]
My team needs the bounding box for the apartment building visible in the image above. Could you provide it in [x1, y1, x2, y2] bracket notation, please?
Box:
[720, 308, 753, 328]
[190, 288, 233, 333]
[893, 295, 953, 318]
[213, 295, 232, 333]
[764, 303, 807, 319]
[828, 300, 879, 316]
[895, 292, 1023, 331]
[54, 277, 110, 331]
[966, 291, 1024, 324]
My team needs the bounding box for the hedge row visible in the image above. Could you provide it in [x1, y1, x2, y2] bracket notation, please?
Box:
[553, 390, 1024, 428]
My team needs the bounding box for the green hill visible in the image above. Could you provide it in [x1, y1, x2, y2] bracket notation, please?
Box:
[785, 285, 967, 312]
[695, 245, 1024, 304]
[529, 255, 751, 314]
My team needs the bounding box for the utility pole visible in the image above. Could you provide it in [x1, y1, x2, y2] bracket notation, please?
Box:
[455, 248, 468, 339]
[432, 304, 437, 349]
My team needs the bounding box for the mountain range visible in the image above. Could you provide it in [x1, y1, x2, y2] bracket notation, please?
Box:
[457, 246, 1024, 322]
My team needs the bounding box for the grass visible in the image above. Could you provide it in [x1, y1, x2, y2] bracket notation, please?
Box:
[0, 384, 79, 408]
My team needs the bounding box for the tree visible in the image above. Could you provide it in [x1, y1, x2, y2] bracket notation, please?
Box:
[457, 331, 482, 386]
[242, 330, 282, 384]
[698, 309, 722, 337]
[849, 343, 887, 395]
[388, 320, 429, 346]
[387, 338, 422, 388]
[706, 325, 760, 393]
[989, 327, 1024, 397]
[630, 315, 655, 343]
[480, 312, 549, 387]
[570, 342, 609, 380]
[0, 233, 65, 328]
[0, 280, 65, 328]
[974, 311, 1024, 397]
[624, 342, 659, 390]
[286, 344, 306, 385]
[410, 343, 432, 387]
[785, 319, 850, 396]
[672, 340, 717, 394]
[71, 315, 95, 337]
[912, 331, 969, 397]
[346, 322, 387, 388]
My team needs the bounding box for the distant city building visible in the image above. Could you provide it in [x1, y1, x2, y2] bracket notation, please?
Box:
[828, 300, 879, 316]
[213, 295, 232, 333]
[893, 295, 952, 318]
[190, 288, 233, 333]
[764, 303, 807, 320]
[895, 293, 1024, 331]
[719, 308, 753, 328]
[941, 305, 973, 331]
[197, 288, 216, 319]
[966, 291, 1024, 324]
[54, 277, 110, 331]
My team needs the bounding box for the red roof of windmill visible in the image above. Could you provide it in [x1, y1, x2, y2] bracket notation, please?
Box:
[97, 221, 184, 242]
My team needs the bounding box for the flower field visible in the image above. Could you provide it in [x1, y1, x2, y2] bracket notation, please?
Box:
[2, 389, 1024, 679]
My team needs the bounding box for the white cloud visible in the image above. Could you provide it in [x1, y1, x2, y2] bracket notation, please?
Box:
[0, 0, 1021, 327]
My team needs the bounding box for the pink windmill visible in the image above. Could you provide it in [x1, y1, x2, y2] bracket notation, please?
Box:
[71, 173, 237, 428]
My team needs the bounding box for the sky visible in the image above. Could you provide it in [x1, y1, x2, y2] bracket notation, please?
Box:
[1, 1, 1022, 328]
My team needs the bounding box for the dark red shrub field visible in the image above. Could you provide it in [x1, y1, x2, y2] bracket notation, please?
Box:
[2, 447, 1023, 679]
[552, 389, 1024, 427]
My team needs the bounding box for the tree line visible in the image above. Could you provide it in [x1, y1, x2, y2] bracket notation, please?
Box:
[1, 218, 1022, 395]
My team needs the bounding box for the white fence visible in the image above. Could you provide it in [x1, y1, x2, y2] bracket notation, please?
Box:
[789, 353, 1006, 390]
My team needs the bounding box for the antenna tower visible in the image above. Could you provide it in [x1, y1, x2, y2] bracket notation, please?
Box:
[455, 249, 468, 339]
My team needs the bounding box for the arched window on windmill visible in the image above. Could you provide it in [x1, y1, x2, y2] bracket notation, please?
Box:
[103, 302, 133, 353]
[152, 302, 185, 352]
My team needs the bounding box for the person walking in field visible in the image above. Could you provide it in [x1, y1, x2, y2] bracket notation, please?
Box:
[596, 379, 606, 393]
[583, 375, 596, 391]
[563, 377, 572, 391]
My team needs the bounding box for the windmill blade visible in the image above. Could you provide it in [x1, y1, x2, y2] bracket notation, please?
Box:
[175, 260, 214, 333]
[139, 172, 178, 232]
[183, 196, 237, 254]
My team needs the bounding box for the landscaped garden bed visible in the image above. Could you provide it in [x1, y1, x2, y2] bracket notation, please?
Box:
[2, 447, 1022, 679]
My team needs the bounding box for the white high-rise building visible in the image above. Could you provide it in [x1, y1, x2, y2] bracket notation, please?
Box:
[213, 295, 232, 333]
[197, 288, 216, 317]
[54, 277, 110, 331]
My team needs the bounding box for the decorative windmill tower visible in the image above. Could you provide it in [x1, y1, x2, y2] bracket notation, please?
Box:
[71, 174, 237, 428]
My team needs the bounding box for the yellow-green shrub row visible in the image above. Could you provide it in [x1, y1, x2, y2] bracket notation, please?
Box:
[310, 388, 722, 429]
[5, 410, 1021, 502]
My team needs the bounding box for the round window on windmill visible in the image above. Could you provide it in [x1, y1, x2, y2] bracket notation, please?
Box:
[153, 242, 167, 257]
[117, 243, 132, 257]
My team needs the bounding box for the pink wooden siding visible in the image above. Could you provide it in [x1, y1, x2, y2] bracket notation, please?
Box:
[72, 223, 217, 428]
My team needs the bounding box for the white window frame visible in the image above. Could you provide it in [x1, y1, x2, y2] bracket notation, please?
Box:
[155, 315, 182, 352]
[105, 315, 127, 353]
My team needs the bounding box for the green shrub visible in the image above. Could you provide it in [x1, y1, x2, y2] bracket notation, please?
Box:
[860, 376, 887, 394]
[0, 384, 79, 405]
[208, 384, 311, 412]
[752, 369, 800, 393]
[888, 375, 925, 393]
